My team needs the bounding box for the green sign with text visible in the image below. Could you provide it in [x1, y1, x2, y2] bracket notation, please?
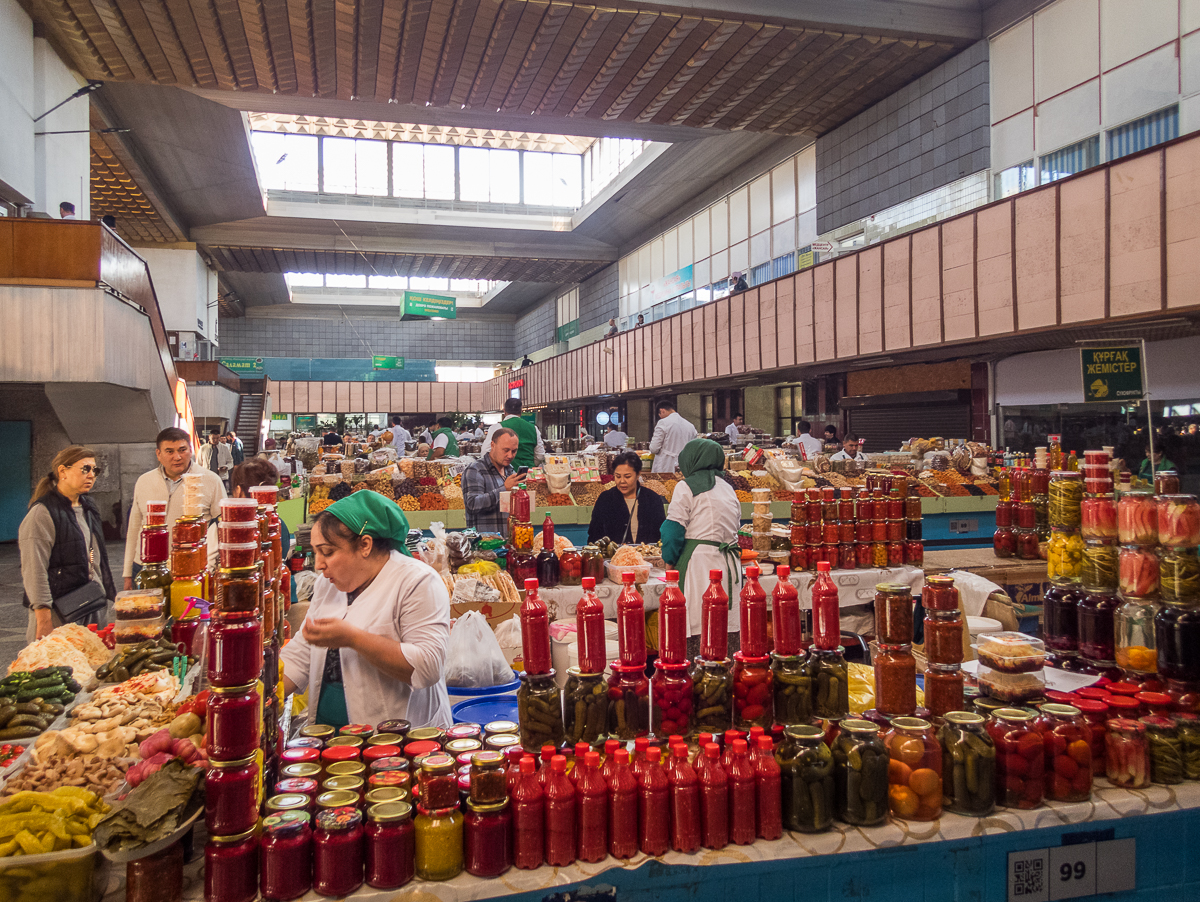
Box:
[372, 356, 405, 370]
[294, 415, 317, 433]
[556, 319, 580, 342]
[403, 292, 456, 319]
[1081, 346, 1144, 402]
[271, 413, 288, 421]
[219, 357, 264, 375]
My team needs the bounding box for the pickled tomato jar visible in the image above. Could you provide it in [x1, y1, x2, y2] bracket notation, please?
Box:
[988, 708, 1043, 810]
[1036, 704, 1092, 803]
[884, 717, 941, 821]
[731, 653, 773, 730]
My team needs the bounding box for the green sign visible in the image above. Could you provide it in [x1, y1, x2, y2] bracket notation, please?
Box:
[271, 413, 288, 421]
[556, 319, 580, 342]
[220, 357, 264, 374]
[402, 291, 456, 320]
[372, 356, 405, 370]
[1081, 346, 1144, 402]
[295, 415, 317, 433]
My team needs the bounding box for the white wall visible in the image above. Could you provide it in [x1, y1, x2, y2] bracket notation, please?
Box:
[139, 247, 219, 340]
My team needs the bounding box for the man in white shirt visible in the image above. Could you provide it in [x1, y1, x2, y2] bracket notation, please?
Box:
[648, 400, 698, 473]
[418, 425, 433, 445]
[725, 415, 744, 446]
[603, 424, 628, 448]
[793, 419, 824, 459]
[829, 433, 867, 462]
[474, 425, 485, 440]
[389, 417, 411, 453]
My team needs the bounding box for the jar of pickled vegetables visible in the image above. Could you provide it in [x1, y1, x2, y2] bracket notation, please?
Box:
[1047, 529, 1084, 583]
[937, 712, 996, 815]
[1115, 596, 1160, 675]
[1105, 718, 1149, 788]
[651, 661, 694, 737]
[1081, 539, 1117, 593]
[563, 669, 608, 746]
[692, 657, 733, 734]
[1036, 704, 1092, 802]
[992, 527, 1016, 558]
[995, 500, 1013, 528]
[988, 708, 1044, 809]
[884, 717, 942, 821]
[1033, 496, 1049, 536]
[1048, 471, 1083, 529]
[1081, 494, 1118, 539]
[1157, 495, 1200, 547]
[873, 645, 917, 717]
[1072, 698, 1109, 775]
[1017, 529, 1039, 560]
[875, 583, 913, 645]
[1118, 545, 1159, 598]
[924, 665, 965, 718]
[558, 548, 582, 587]
[806, 647, 849, 720]
[607, 663, 649, 740]
[1142, 715, 1184, 784]
[517, 671, 564, 752]
[1015, 501, 1036, 529]
[1078, 591, 1117, 661]
[771, 653, 811, 726]
[831, 720, 888, 826]
[1160, 547, 1200, 601]
[777, 724, 834, 833]
[1118, 493, 1158, 545]
[1156, 603, 1200, 682]
[580, 546, 605, 583]
[1174, 713, 1200, 780]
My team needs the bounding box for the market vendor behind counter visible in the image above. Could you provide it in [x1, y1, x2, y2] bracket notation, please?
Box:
[587, 451, 665, 545]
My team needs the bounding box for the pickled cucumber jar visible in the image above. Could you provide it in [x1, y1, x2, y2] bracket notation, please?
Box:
[1159, 547, 1200, 602]
[806, 647, 849, 720]
[1142, 715, 1184, 784]
[1114, 597, 1160, 676]
[692, 657, 733, 734]
[776, 724, 834, 833]
[771, 653, 811, 726]
[1173, 713, 1200, 780]
[936, 712, 996, 816]
[516, 671, 564, 753]
[1048, 471, 1083, 530]
[607, 663, 649, 740]
[831, 720, 888, 826]
[1081, 540, 1118, 593]
[1047, 529, 1084, 583]
[563, 668, 608, 746]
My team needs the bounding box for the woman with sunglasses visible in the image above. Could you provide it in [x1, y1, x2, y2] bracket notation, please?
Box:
[280, 491, 453, 729]
[18, 446, 116, 641]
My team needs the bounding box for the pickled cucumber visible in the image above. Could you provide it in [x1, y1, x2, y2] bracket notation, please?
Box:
[778, 727, 834, 833]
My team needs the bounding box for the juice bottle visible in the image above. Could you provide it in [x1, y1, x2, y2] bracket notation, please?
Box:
[512, 757, 544, 870]
[753, 735, 783, 840]
[668, 743, 701, 853]
[544, 756, 576, 867]
[576, 751, 608, 863]
[726, 739, 757, 845]
[772, 565, 802, 654]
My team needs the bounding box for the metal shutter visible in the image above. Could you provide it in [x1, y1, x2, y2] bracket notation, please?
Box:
[846, 401, 970, 453]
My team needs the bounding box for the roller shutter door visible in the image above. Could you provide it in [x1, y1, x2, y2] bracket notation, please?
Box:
[843, 392, 971, 453]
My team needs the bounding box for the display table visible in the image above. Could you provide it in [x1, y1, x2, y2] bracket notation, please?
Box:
[924, 548, 1049, 617]
[111, 781, 1200, 901]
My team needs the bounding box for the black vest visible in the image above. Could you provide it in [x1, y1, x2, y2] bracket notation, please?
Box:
[22, 491, 116, 608]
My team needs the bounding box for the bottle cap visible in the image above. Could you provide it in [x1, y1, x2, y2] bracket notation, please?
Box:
[817, 561, 831, 572]
[756, 735, 773, 750]
[541, 745, 556, 761]
[551, 755, 566, 772]
[635, 737, 649, 752]
[709, 569, 723, 581]
[525, 578, 539, 592]
[777, 565, 790, 578]
[733, 739, 748, 754]
[746, 565, 759, 578]
[520, 757, 535, 774]
[585, 751, 600, 767]
[704, 743, 720, 759]
[672, 743, 688, 757]
[666, 570, 679, 580]
[604, 739, 620, 754]
[622, 571, 636, 583]
[582, 577, 595, 589]
[575, 742, 590, 758]
[616, 748, 630, 764]
[647, 746, 661, 763]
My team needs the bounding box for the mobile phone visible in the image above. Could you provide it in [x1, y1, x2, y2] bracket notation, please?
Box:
[517, 466, 530, 475]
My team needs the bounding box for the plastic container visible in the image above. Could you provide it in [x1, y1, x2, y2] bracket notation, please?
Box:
[219, 542, 261, 570]
[976, 664, 1045, 704]
[219, 497, 260, 522]
[113, 589, 164, 620]
[972, 632, 1046, 674]
[605, 560, 651, 585]
[113, 616, 164, 646]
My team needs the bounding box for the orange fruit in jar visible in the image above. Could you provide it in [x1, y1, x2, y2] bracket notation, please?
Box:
[888, 759, 913, 785]
[1067, 740, 1092, 767]
[889, 784, 919, 818]
[908, 767, 940, 797]
[893, 737, 927, 766]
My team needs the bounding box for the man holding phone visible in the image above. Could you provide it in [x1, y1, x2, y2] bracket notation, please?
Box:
[462, 429, 522, 532]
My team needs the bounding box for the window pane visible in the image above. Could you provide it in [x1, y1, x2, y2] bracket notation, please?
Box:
[459, 147, 490, 202]
[322, 137, 357, 193]
[554, 153, 581, 207]
[995, 161, 1035, 199]
[356, 140, 388, 195]
[523, 152, 554, 206]
[369, 275, 407, 289]
[1108, 106, 1178, 161]
[1040, 137, 1099, 184]
[425, 145, 455, 200]
[450, 279, 486, 293]
[253, 132, 318, 192]
[409, 277, 449, 290]
[393, 144, 424, 198]
[489, 150, 520, 204]
[285, 272, 324, 287]
[326, 273, 366, 288]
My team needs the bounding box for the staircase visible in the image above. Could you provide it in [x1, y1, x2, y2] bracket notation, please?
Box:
[234, 381, 264, 455]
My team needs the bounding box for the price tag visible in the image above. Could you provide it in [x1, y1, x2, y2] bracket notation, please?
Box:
[1048, 844, 1095, 900]
[1008, 838, 1133, 902]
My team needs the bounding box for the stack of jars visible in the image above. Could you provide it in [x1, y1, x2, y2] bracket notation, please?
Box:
[872, 584, 917, 718]
[786, 481, 922, 573]
[921, 575, 965, 717]
[133, 500, 172, 593]
[994, 463, 1044, 560]
[170, 474, 210, 618]
[250, 485, 290, 786]
[506, 486, 535, 584]
[750, 488, 772, 556]
[1155, 494, 1200, 698]
[1108, 491, 1160, 682]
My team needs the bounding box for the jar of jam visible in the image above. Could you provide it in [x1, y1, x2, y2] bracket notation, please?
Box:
[312, 806, 364, 895]
[280, 760, 321, 781]
[366, 787, 407, 807]
[300, 723, 335, 744]
[364, 745, 402, 766]
[607, 663, 650, 739]
[369, 771, 412, 794]
[468, 750, 507, 803]
[922, 575, 958, 611]
[884, 717, 941, 821]
[924, 665, 964, 718]
[214, 566, 262, 616]
[464, 799, 513, 877]
[315, 790, 360, 815]
[777, 724, 834, 833]
[205, 829, 259, 902]
[875, 584, 913, 645]
[988, 708, 1043, 809]
[418, 754, 459, 809]
[731, 653, 772, 730]
[936, 712, 996, 815]
[1077, 591, 1117, 661]
[259, 811, 311, 901]
[831, 719, 887, 826]
[275, 777, 318, 803]
[807, 648, 849, 720]
[415, 805, 464, 881]
[517, 670, 566, 751]
[1156, 603, 1200, 682]
[1016, 528, 1039, 560]
[1036, 703, 1091, 802]
[206, 614, 263, 687]
[206, 682, 261, 760]
[873, 645, 917, 717]
[139, 525, 170, 563]
[1142, 715, 1184, 784]
[651, 661, 694, 737]
[205, 754, 260, 835]
[363, 801, 415, 889]
[1105, 718, 1149, 788]
[323, 775, 365, 805]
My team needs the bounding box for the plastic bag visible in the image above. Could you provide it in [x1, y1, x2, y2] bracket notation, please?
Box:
[445, 610, 515, 688]
[420, 523, 450, 576]
[493, 613, 521, 649]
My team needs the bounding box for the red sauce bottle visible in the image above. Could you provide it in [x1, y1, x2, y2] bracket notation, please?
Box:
[811, 561, 840, 650]
[512, 757, 544, 870]
[753, 735, 783, 840]
[537, 745, 556, 790]
[569, 741, 591, 784]
[701, 570, 730, 660]
[606, 748, 638, 859]
[600, 739, 621, 784]
[772, 565, 802, 655]
[739, 566, 769, 657]
[721, 729, 746, 770]
[668, 743, 701, 853]
[631, 736, 651, 784]
[505, 746, 525, 794]
[576, 751, 608, 863]
[617, 572, 647, 666]
[698, 743, 729, 850]
[638, 746, 670, 856]
[726, 738, 757, 845]
[520, 579, 552, 675]
[576, 577, 607, 673]
[544, 756, 576, 867]
[658, 570, 688, 665]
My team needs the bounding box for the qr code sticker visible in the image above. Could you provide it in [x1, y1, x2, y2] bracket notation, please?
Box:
[1015, 859, 1044, 896]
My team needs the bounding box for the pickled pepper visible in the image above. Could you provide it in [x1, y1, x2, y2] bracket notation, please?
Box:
[576, 577, 607, 674]
[739, 565, 769, 657]
[520, 578, 552, 675]
[617, 571, 647, 666]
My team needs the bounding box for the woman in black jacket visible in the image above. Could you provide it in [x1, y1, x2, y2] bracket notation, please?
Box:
[587, 451, 666, 545]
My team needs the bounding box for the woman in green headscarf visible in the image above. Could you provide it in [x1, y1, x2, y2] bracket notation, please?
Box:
[660, 438, 744, 658]
[280, 491, 453, 729]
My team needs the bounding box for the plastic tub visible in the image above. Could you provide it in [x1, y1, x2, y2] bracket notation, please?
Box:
[451, 695, 520, 726]
[605, 560, 651, 585]
[0, 843, 102, 902]
[446, 676, 520, 710]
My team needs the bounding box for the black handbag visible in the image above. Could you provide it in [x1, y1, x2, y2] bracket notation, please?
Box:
[51, 580, 107, 623]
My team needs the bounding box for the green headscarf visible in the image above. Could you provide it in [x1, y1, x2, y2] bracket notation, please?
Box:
[324, 491, 412, 556]
[678, 438, 726, 497]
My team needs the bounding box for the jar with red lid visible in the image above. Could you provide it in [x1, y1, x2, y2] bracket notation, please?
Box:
[313, 806, 364, 896]
[874, 646, 917, 717]
[993, 527, 1016, 558]
[871, 519, 888, 543]
[924, 611, 963, 665]
[206, 755, 260, 835]
[260, 811, 311, 901]
[884, 717, 941, 820]
[822, 521, 840, 545]
[923, 665, 964, 718]
[205, 829, 259, 902]
[1166, 679, 1200, 714]
[904, 540, 924, 566]
[464, 799, 513, 877]
[403, 739, 439, 761]
[856, 543, 873, 568]
[1015, 502, 1036, 529]
[363, 744, 401, 765]
[206, 682, 261, 760]
[1106, 694, 1143, 719]
[418, 755, 459, 809]
[1071, 699, 1109, 775]
[281, 747, 319, 769]
[1016, 528, 1039, 560]
[1105, 718, 1149, 788]
[995, 501, 1013, 528]
[1036, 704, 1092, 802]
[321, 746, 361, 774]
[989, 708, 1045, 811]
[207, 615, 263, 687]
[1134, 691, 1174, 717]
[1077, 592, 1116, 661]
[363, 801, 415, 888]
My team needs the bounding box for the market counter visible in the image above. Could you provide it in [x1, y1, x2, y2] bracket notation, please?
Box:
[924, 547, 1049, 618]
[111, 781, 1200, 902]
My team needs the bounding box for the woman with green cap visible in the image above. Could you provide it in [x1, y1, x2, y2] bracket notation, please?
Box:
[280, 491, 453, 729]
[659, 438, 743, 658]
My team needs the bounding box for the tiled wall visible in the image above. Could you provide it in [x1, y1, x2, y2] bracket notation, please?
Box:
[514, 298, 557, 356]
[218, 313, 515, 361]
[816, 41, 990, 233]
[579, 264, 618, 331]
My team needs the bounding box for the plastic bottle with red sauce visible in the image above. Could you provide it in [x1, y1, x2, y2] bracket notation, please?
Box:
[504, 746, 525, 793]
[544, 756, 576, 867]
[520, 579, 552, 675]
[668, 743, 701, 853]
[739, 566, 769, 657]
[811, 561, 840, 650]
[600, 739, 621, 784]
[631, 736, 651, 784]
[726, 739, 757, 845]
[617, 572, 647, 666]
[638, 747, 670, 856]
[575, 577, 607, 673]
[698, 743, 729, 849]
[512, 757, 544, 870]
[537, 745, 556, 789]
[753, 735, 783, 840]
[772, 565, 802, 655]
[576, 751, 608, 863]
[658, 570, 688, 664]
[568, 741, 591, 784]
[701, 570, 730, 660]
[606, 748, 638, 859]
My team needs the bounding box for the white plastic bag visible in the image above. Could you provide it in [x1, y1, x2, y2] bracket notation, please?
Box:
[445, 610, 516, 688]
[420, 522, 450, 576]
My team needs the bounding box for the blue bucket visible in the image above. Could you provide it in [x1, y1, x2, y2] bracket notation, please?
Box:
[446, 676, 521, 710]
[452, 694, 519, 726]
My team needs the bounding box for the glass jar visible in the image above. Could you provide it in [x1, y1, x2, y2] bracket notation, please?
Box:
[830, 719, 888, 826]
[777, 724, 834, 832]
[771, 653, 811, 726]
[1157, 495, 1200, 547]
[133, 561, 172, 592]
[790, 493, 806, 524]
[873, 645, 917, 716]
[558, 548, 582, 586]
[1118, 545, 1159, 598]
[206, 614, 264, 687]
[1160, 547, 1200, 601]
[807, 648, 849, 720]
[260, 812, 311, 901]
[171, 541, 207, 576]
[1115, 596, 1160, 675]
[652, 661, 694, 737]
[508, 549, 536, 584]
[937, 712, 996, 815]
[1166, 679, 1200, 714]
[414, 805, 464, 881]
[905, 540, 924, 566]
[563, 668, 608, 746]
[1175, 713, 1200, 780]
[1047, 529, 1084, 582]
[1105, 718, 1150, 788]
[464, 799, 513, 877]
[993, 526, 1017, 558]
[312, 807, 364, 896]
[607, 663, 649, 739]
[580, 546, 605, 583]
[206, 682, 261, 760]
[987, 708, 1044, 809]
[924, 665, 965, 718]
[1077, 591, 1117, 662]
[1015, 501, 1036, 529]
[1016, 528, 1039, 560]
[731, 653, 773, 730]
[173, 514, 207, 544]
[214, 566, 262, 616]
[1118, 493, 1158, 545]
[321, 776, 364, 806]
[205, 755, 260, 836]
[1043, 584, 1081, 654]
[1048, 471, 1083, 529]
[875, 584, 913, 645]
[1081, 494, 1118, 539]
[884, 717, 942, 821]
[1080, 539, 1118, 593]
[363, 801, 415, 889]
[692, 657, 734, 734]
[924, 611, 964, 665]
[1156, 471, 1182, 495]
[1036, 704, 1092, 802]
[1156, 604, 1200, 682]
[468, 750, 507, 804]
[418, 754, 459, 810]
[204, 829, 259, 902]
[139, 525, 170, 563]
[300, 723, 335, 744]
[922, 576, 958, 611]
[1142, 715, 1184, 784]
[517, 670, 565, 751]
[1072, 699, 1109, 775]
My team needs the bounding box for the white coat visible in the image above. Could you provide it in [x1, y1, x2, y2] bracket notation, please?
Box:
[665, 480, 743, 637]
[281, 550, 453, 728]
[648, 412, 698, 473]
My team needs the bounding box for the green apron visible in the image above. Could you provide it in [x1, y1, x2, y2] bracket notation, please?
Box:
[505, 416, 539, 469]
[427, 427, 459, 459]
[674, 537, 741, 606]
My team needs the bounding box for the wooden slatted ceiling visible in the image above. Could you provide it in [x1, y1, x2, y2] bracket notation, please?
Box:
[31, 0, 962, 138]
[90, 132, 180, 244]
